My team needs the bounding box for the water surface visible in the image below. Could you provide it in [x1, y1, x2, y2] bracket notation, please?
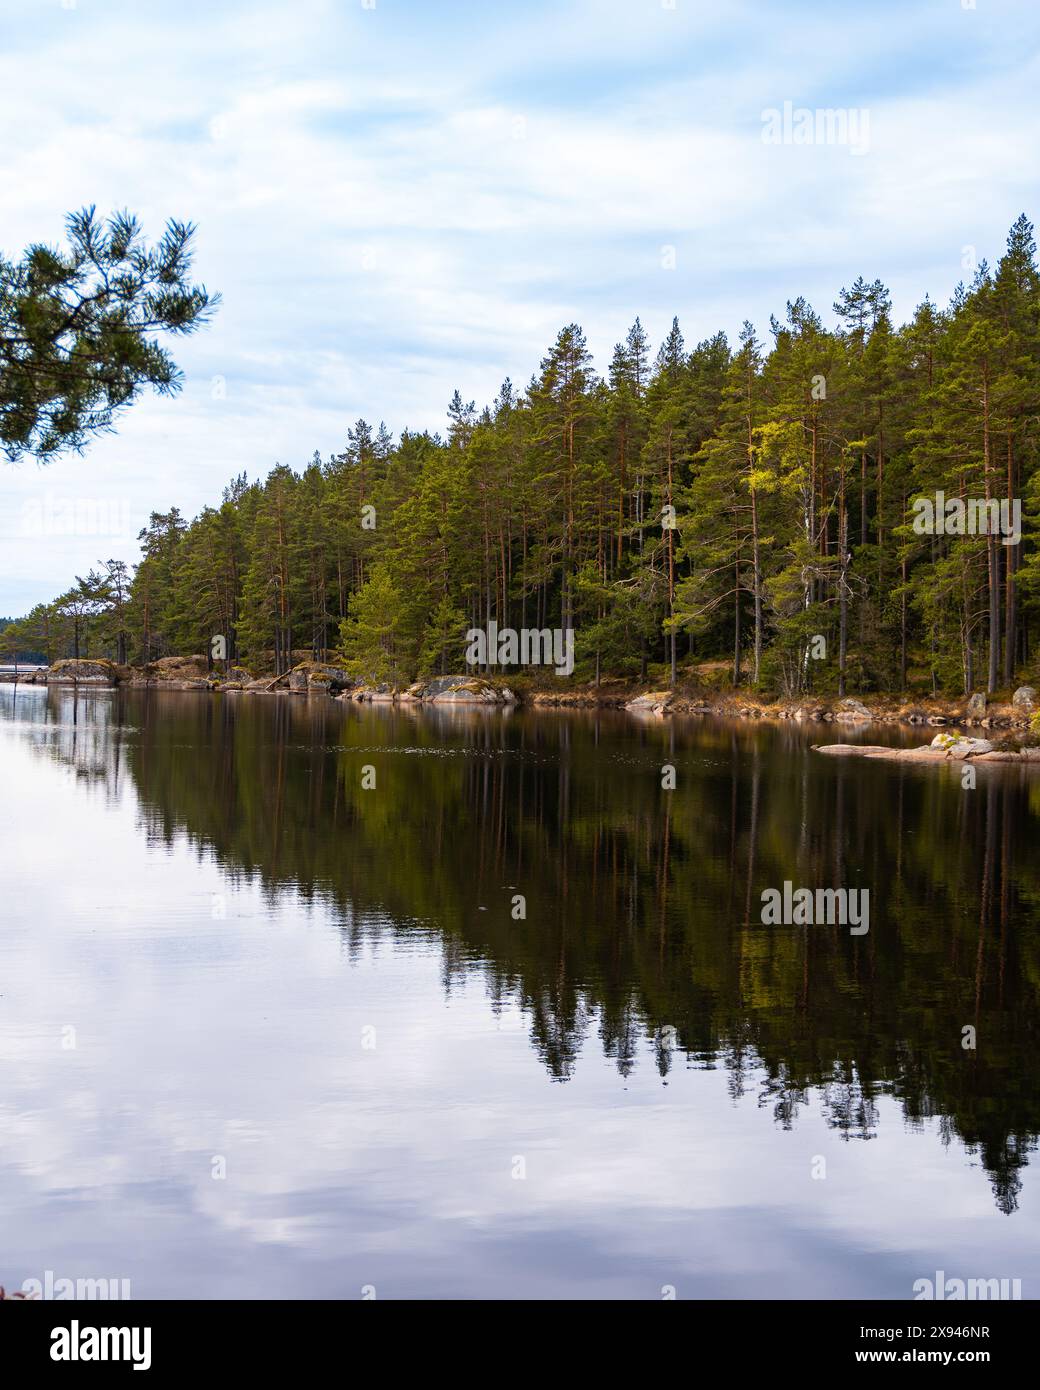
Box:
[1, 685, 1038, 1298]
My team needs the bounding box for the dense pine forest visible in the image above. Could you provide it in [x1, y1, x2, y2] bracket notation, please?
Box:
[6, 216, 1040, 699]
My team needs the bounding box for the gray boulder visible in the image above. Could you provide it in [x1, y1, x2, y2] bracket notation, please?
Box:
[287, 662, 353, 692]
[352, 683, 399, 702]
[420, 675, 470, 698]
[431, 679, 501, 705]
[625, 691, 673, 714]
[836, 697, 872, 722]
[1012, 685, 1037, 710]
[147, 655, 209, 681]
[414, 676, 515, 704]
[966, 692, 987, 718]
[930, 733, 994, 758]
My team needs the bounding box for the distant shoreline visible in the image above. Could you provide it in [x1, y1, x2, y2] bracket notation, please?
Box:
[3, 660, 1037, 735]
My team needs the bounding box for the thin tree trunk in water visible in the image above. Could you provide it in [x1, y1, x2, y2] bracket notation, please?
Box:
[743, 745, 760, 929]
[975, 779, 997, 1028]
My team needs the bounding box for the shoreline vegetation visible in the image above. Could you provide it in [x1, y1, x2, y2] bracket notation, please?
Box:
[6, 655, 1040, 747]
[3, 218, 1040, 711]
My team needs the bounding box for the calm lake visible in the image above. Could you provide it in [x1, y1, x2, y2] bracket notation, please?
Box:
[1, 684, 1038, 1299]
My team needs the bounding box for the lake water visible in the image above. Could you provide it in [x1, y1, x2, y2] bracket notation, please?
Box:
[1, 684, 1038, 1299]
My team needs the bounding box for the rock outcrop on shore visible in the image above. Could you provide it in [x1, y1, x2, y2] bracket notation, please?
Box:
[835, 697, 872, 722]
[813, 734, 1040, 765]
[286, 662, 354, 693]
[2, 655, 359, 693]
[614, 691, 1038, 731]
[625, 691, 674, 716]
[340, 675, 516, 705]
[417, 675, 516, 704]
[45, 658, 123, 685]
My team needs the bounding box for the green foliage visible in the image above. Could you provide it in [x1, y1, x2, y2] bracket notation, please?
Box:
[0, 207, 218, 462]
[418, 595, 468, 677]
[338, 566, 411, 685]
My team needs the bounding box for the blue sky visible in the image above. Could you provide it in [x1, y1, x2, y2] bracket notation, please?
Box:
[2, 0, 1039, 614]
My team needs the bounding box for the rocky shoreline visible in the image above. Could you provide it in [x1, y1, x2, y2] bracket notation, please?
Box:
[0, 658, 519, 706]
[3, 657, 1038, 732]
[610, 686, 1039, 732]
